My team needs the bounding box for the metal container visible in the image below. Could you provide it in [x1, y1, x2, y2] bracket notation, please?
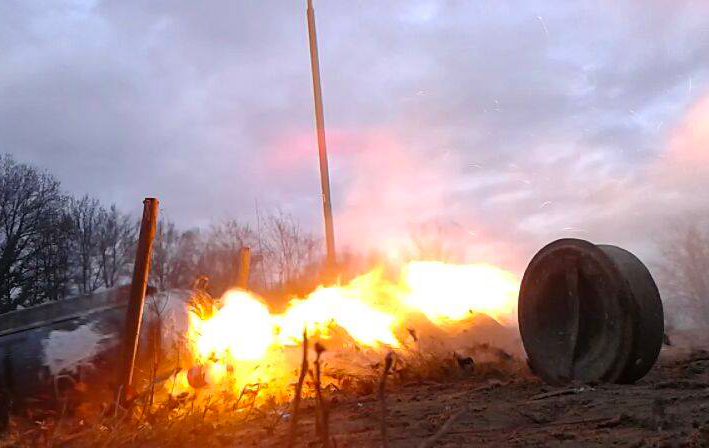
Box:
[519, 238, 664, 385]
[0, 287, 194, 405]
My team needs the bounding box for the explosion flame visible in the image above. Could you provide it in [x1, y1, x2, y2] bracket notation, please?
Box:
[168, 260, 520, 401]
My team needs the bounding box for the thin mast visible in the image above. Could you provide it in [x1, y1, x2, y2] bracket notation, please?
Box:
[307, 0, 336, 268]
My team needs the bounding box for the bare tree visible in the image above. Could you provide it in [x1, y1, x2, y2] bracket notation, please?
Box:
[67, 195, 103, 295]
[150, 219, 182, 290]
[263, 211, 320, 286]
[0, 154, 66, 312]
[96, 204, 136, 288]
[146, 212, 321, 297]
[198, 220, 258, 296]
[656, 216, 709, 328]
[22, 198, 73, 306]
[150, 218, 212, 291]
[0, 153, 328, 314]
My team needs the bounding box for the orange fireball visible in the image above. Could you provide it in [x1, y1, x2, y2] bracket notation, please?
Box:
[172, 260, 520, 400]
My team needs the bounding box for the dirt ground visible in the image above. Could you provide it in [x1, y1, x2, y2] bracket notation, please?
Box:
[3, 344, 709, 447]
[221, 347, 709, 448]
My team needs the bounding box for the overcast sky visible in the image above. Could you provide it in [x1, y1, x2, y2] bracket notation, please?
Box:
[2, 0, 708, 271]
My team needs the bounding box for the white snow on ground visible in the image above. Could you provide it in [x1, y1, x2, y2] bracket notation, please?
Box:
[42, 323, 116, 376]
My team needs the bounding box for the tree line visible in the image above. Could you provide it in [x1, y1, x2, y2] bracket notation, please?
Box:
[0, 154, 320, 314]
[2, 153, 707, 329]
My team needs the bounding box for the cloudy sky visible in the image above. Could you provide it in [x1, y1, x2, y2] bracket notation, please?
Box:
[2, 0, 708, 272]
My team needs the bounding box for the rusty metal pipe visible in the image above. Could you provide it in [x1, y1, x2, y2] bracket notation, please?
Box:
[118, 197, 158, 403]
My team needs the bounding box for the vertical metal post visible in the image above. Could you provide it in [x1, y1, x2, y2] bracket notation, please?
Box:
[119, 197, 158, 403]
[307, 0, 336, 269]
[237, 247, 251, 289]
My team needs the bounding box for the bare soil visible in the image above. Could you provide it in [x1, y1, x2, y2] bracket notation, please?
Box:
[222, 348, 709, 447]
[3, 346, 709, 447]
[245, 351, 709, 447]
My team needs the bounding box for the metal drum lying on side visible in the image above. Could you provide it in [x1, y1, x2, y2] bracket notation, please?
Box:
[0, 286, 197, 406]
[519, 238, 664, 385]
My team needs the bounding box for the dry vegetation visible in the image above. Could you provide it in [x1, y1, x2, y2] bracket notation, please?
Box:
[0, 322, 528, 448]
[4, 343, 709, 447]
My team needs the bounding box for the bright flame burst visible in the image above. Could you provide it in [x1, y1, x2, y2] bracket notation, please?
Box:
[170, 260, 519, 398]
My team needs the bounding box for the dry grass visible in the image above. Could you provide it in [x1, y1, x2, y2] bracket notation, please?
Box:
[0, 336, 526, 448]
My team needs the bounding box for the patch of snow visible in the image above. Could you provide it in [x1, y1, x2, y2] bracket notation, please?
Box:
[42, 323, 115, 377]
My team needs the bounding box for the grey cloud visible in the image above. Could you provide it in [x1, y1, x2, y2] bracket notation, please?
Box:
[1, 0, 708, 272]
